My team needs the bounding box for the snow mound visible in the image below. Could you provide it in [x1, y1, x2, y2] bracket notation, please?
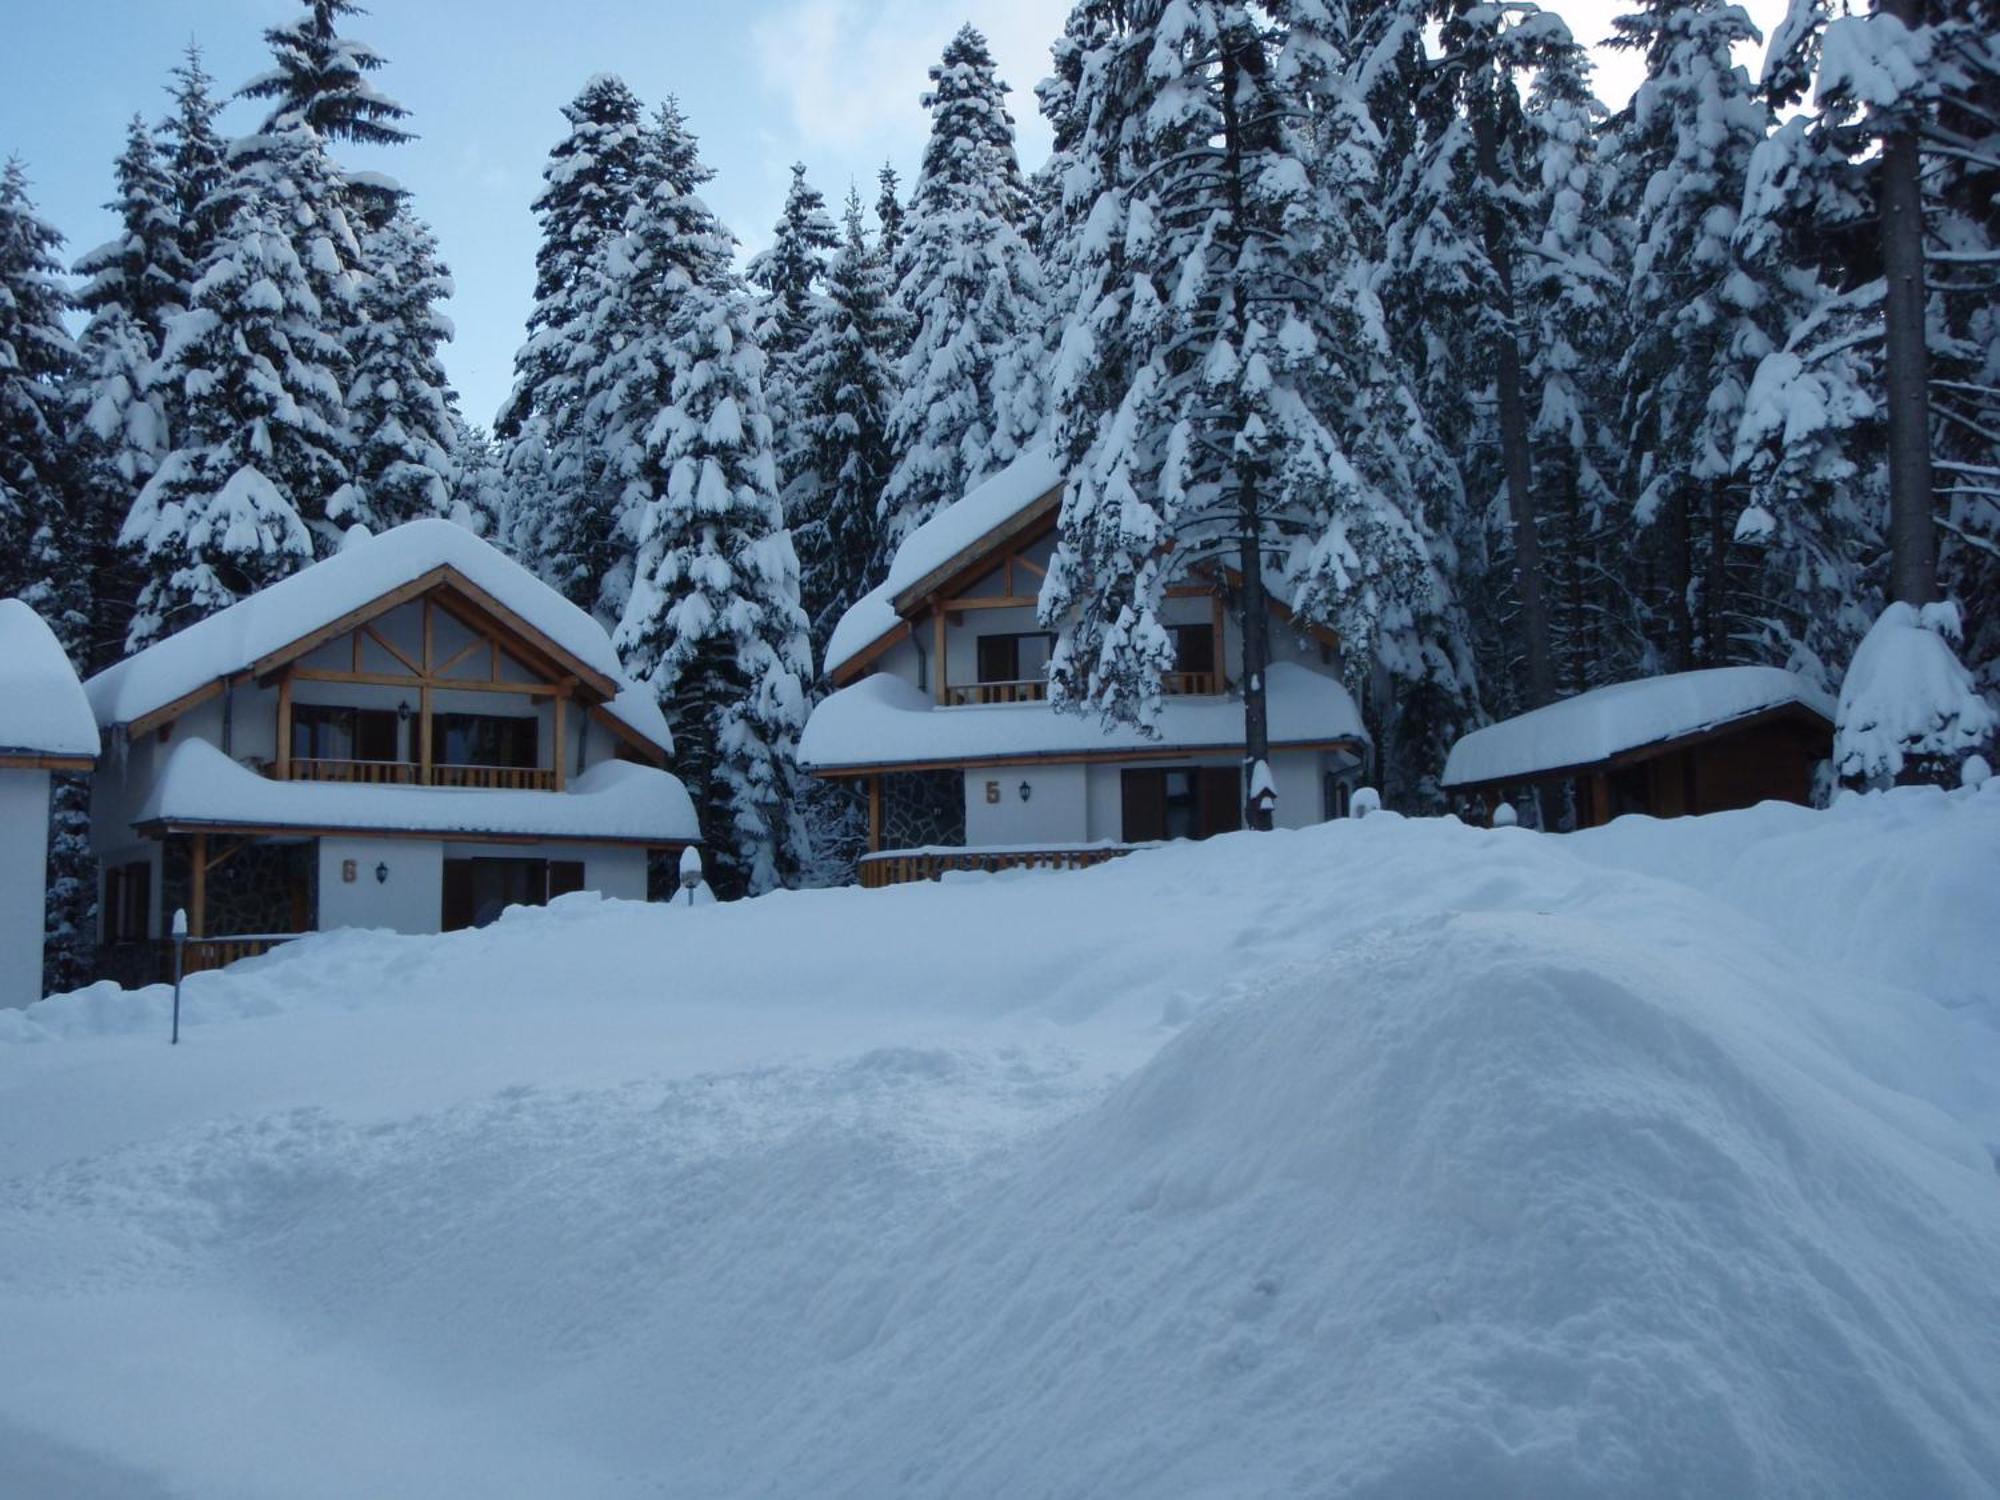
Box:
[786, 912, 2000, 1496]
[3, 790, 1998, 1497]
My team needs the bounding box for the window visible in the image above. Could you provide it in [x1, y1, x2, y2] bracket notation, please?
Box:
[1171, 624, 1216, 677]
[975, 632, 1053, 685]
[441, 857, 586, 931]
[103, 860, 151, 943]
[431, 713, 538, 769]
[1120, 767, 1242, 843]
[1323, 773, 1351, 821]
[293, 705, 400, 762]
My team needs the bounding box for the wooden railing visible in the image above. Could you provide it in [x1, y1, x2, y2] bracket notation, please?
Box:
[273, 759, 555, 791]
[857, 845, 1135, 889]
[941, 672, 1220, 707]
[180, 936, 284, 976]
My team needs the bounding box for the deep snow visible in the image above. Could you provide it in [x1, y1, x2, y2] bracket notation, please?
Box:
[2, 787, 1997, 1498]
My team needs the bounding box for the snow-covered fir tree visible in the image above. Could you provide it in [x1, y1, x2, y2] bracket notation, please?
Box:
[158, 46, 230, 330]
[446, 416, 510, 539]
[124, 125, 349, 649]
[606, 117, 813, 897]
[346, 202, 458, 528]
[1606, 0, 1777, 672]
[792, 190, 897, 660]
[499, 74, 654, 607]
[0, 160, 78, 620]
[746, 162, 838, 531]
[874, 163, 906, 270]
[879, 25, 1045, 563]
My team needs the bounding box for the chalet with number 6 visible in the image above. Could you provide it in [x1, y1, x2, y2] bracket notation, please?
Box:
[799, 449, 1370, 885]
[86, 521, 698, 973]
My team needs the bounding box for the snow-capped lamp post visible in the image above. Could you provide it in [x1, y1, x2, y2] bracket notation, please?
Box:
[170, 907, 188, 1046]
[1492, 801, 1519, 829]
[1248, 759, 1277, 828]
[1350, 788, 1382, 819]
[679, 846, 704, 909]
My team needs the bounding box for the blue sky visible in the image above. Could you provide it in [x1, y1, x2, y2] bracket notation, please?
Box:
[3, 0, 1775, 434]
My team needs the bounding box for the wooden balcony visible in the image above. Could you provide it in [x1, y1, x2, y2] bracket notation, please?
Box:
[272, 758, 557, 791]
[857, 844, 1135, 888]
[941, 671, 1221, 708]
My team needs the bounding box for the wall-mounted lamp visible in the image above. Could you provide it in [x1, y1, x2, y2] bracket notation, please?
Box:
[396, 700, 413, 722]
[1018, 780, 1032, 803]
[374, 862, 390, 885]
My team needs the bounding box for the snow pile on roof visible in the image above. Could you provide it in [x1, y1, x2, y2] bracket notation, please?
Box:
[84, 519, 673, 755]
[0, 600, 97, 760]
[134, 738, 698, 844]
[882, 445, 1064, 603]
[823, 580, 899, 679]
[1835, 601, 1997, 787]
[1443, 665, 1834, 788]
[3, 787, 1997, 1494]
[800, 661, 1366, 770]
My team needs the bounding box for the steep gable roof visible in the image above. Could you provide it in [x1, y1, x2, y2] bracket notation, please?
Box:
[85, 521, 673, 758]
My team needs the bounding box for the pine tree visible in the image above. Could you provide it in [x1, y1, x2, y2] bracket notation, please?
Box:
[1605, 0, 1776, 672]
[498, 74, 653, 607]
[607, 130, 813, 897]
[159, 46, 230, 324]
[793, 191, 897, 660]
[0, 160, 77, 618]
[240, 0, 412, 227]
[124, 128, 345, 648]
[346, 202, 458, 528]
[875, 162, 906, 268]
[446, 416, 510, 539]
[746, 162, 838, 541]
[879, 26, 1045, 561]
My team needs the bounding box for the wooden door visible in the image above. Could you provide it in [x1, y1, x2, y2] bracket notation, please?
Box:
[1121, 769, 1166, 842]
[1197, 767, 1242, 838]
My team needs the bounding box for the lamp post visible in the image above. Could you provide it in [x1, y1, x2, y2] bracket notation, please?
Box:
[679, 846, 703, 908]
[170, 907, 188, 1045]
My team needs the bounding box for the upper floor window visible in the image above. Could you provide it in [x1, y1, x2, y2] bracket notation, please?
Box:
[431, 713, 537, 769]
[1172, 623, 1216, 677]
[293, 704, 400, 763]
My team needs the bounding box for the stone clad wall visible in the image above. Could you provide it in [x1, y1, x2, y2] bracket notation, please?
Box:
[880, 771, 964, 851]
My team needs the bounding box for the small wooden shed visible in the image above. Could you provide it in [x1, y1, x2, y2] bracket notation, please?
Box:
[1441, 667, 1834, 830]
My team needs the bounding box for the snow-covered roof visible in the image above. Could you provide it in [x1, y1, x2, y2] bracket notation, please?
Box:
[824, 447, 1065, 680]
[136, 739, 699, 846]
[799, 662, 1366, 773]
[1441, 666, 1835, 789]
[0, 599, 99, 763]
[84, 520, 672, 757]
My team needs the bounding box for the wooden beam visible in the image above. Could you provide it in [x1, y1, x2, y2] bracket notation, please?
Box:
[806, 737, 1368, 779]
[288, 666, 559, 696]
[364, 623, 423, 676]
[868, 775, 882, 854]
[828, 619, 912, 687]
[428, 570, 620, 701]
[932, 604, 947, 706]
[1210, 590, 1226, 687]
[891, 491, 1063, 616]
[249, 566, 453, 681]
[0, 752, 96, 771]
[189, 831, 207, 939]
[128, 678, 225, 740]
[941, 596, 1042, 611]
[433, 635, 487, 678]
[419, 606, 434, 786]
[145, 819, 692, 852]
[552, 683, 569, 793]
[275, 669, 293, 780]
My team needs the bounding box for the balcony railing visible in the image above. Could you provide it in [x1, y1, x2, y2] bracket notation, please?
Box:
[273, 758, 556, 791]
[941, 671, 1221, 707]
[858, 844, 1138, 888]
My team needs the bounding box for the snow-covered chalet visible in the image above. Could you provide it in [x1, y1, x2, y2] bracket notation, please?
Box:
[86, 521, 698, 973]
[799, 450, 1370, 885]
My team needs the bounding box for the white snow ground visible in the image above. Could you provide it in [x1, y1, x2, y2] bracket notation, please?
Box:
[3, 787, 1997, 1498]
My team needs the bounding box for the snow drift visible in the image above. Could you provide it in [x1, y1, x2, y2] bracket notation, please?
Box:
[2, 788, 1997, 1498]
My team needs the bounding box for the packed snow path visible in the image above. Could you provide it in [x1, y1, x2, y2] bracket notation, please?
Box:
[3, 788, 1998, 1497]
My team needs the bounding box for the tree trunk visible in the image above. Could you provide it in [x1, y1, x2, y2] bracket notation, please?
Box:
[1238, 509, 1274, 831]
[1664, 488, 1693, 671]
[1472, 76, 1556, 711]
[1878, 92, 1937, 606]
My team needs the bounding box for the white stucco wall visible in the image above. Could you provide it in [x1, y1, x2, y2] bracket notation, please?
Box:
[1270, 751, 1324, 831]
[317, 836, 445, 934]
[0, 769, 52, 1007]
[964, 764, 1088, 846]
[581, 845, 648, 902]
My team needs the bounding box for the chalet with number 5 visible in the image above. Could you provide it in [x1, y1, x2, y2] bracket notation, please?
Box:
[799, 449, 1370, 885]
[86, 521, 698, 973]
